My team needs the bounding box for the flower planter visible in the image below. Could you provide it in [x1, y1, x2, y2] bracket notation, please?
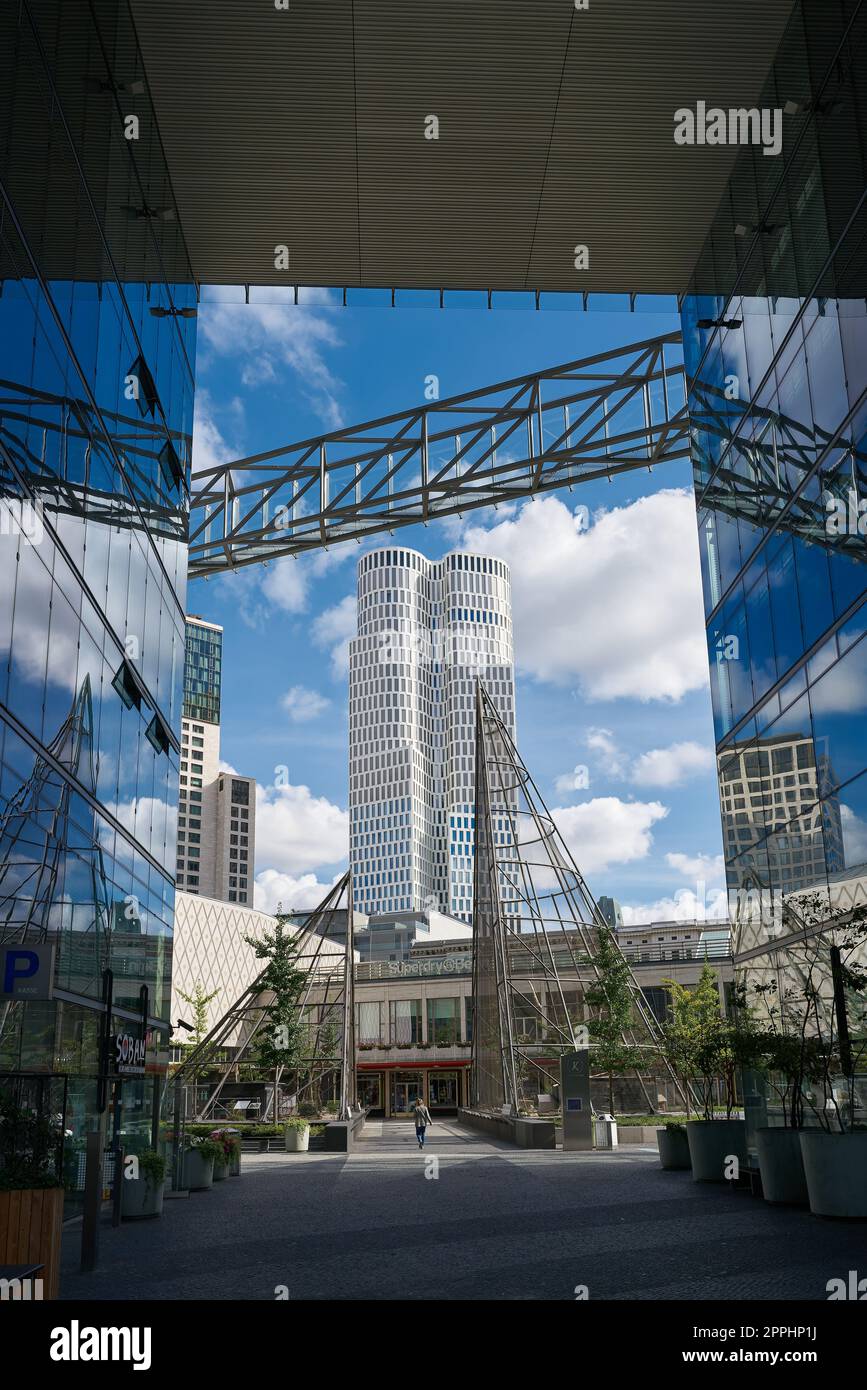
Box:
[686, 1119, 747, 1182]
[182, 1149, 215, 1191]
[229, 1149, 241, 1176]
[0, 1186, 64, 1299]
[284, 1125, 310, 1152]
[755, 1127, 808, 1206]
[800, 1129, 867, 1219]
[656, 1127, 691, 1171]
[212, 1159, 228, 1182]
[122, 1175, 165, 1220]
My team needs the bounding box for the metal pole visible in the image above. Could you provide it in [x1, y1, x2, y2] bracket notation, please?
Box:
[111, 1146, 125, 1227]
[80, 1123, 105, 1273]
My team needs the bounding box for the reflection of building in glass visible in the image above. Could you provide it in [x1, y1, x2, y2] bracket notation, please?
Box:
[176, 616, 256, 906]
[718, 733, 844, 898]
[349, 547, 515, 922]
[0, 0, 194, 1198]
[684, 3, 867, 1129]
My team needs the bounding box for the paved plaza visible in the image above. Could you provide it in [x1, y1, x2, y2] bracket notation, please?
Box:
[60, 1121, 866, 1301]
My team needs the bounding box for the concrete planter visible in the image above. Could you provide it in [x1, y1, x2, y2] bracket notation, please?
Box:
[122, 1176, 165, 1220]
[229, 1149, 241, 1176]
[800, 1129, 867, 1219]
[656, 1127, 691, 1170]
[686, 1119, 747, 1182]
[755, 1127, 808, 1205]
[212, 1158, 228, 1182]
[284, 1124, 310, 1152]
[182, 1149, 215, 1191]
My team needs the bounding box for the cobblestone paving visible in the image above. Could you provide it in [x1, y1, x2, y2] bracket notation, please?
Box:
[59, 1120, 867, 1301]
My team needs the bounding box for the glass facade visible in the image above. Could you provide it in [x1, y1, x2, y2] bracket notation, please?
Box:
[0, 0, 196, 1199]
[183, 616, 222, 724]
[681, 0, 867, 1129]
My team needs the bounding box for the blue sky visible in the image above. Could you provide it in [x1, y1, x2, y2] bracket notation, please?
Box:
[188, 295, 727, 924]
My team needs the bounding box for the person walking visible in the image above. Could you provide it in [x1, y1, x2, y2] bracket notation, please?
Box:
[413, 1097, 433, 1149]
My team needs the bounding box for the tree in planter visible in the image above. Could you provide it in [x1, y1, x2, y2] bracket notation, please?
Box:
[175, 982, 220, 1083]
[245, 912, 309, 1122]
[749, 973, 824, 1130]
[772, 894, 867, 1132]
[694, 993, 767, 1120]
[660, 963, 724, 1119]
[0, 1087, 64, 1190]
[584, 926, 645, 1115]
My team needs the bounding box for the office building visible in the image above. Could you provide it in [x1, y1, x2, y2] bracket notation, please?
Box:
[349, 547, 515, 923]
[598, 896, 624, 929]
[177, 616, 256, 907]
[684, 2, 867, 1122]
[0, 0, 195, 1187]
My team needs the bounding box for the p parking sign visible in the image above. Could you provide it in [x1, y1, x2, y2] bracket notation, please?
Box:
[1, 943, 56, 1000]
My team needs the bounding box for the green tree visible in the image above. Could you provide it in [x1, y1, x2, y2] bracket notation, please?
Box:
[660, 963, 723, 1119]
[176, 981, 220, 1082]
[584, 926, 645, 1114]
[245, 912, 309, 1119]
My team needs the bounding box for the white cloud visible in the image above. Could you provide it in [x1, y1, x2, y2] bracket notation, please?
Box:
[556, 731, 715, 797]
[312, 594, 357, 679]
[255, 780, 348, 876]
[281, 685, 330, 723]
[630, 741, 715, 787]
[552, 796, 668, 875]
[665, 851, 726, 887]
[619, 887, 730, 926]
[254, 868, 343, 915]
[555, 766, 590, 795]
[841, 804, 867, 870]
[808, 634, 867, 714]
[261, 558, 310, 615]
[453, 491, 708, 701]
[585, 727, 629, 777]
[199, 300, 345, 428]
[191, 390, 233, 475]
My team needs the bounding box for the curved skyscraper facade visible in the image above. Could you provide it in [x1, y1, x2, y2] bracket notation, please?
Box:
[349, 547, 515, 922]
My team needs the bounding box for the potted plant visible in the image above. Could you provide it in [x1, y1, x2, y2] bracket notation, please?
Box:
[687, 1016, 763, 1181]
[182, 1136, 220, 1190]
[748, 972, 824, 1206]
[0, 1087, 65, 1299]
[208, 1129, 236, 1181]
[284, 1117, 310, 1152]
[793, 900, 867, 1217]
[668, 971, 763, 1182]
[122, 1149, 166, 1219]
[656, 1120, 691, 1171]
[227, 1132, 242, 1176]
[655, 966, 720, 1173]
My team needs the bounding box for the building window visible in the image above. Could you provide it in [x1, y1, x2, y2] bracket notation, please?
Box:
[426, 998, 459, 1045]
[390, 999, 422, 1045]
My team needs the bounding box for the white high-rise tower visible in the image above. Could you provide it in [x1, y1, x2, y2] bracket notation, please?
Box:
[349, 546, 515, 922]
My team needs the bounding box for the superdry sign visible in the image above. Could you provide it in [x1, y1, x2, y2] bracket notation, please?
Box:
[113, 1031, 147, 1075]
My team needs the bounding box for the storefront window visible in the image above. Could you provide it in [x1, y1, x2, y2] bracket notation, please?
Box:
[390, 999, 421, 1044]
[426, 998, 459, 1045]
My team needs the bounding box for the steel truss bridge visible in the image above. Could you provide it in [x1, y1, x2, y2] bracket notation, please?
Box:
[2, 334, 863, 574]
[187, 330, 867, 579]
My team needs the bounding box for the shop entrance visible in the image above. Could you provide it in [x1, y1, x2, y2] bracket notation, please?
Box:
[358, 1072, 384, 1117]
[391, 1070, 424, 1116]
[428, 1071, 460, 1114]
